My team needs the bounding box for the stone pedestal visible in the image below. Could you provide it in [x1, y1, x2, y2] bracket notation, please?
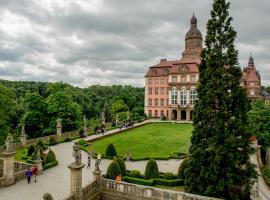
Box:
[186, 110, 190, 121]
[93, 169, 102, 181]
[68, 162, 85, 200]
[35, 159, 43, 174]
[56, 118, 62, 138]
[20, 125, 27, 147]
[2, 151, 15, 186]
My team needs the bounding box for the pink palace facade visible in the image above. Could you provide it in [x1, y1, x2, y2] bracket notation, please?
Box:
[144, 14, 261, 121]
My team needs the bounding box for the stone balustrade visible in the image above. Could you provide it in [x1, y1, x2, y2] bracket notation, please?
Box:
[14, 161, 33, 172]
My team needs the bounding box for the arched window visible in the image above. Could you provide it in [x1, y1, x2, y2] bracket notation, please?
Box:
[172, 87, 178, 105]
[190, 88, 197, 105]
[181, 88, 187, 106]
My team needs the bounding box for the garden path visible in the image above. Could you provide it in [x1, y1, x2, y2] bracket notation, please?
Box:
[0, 120, 182, 200]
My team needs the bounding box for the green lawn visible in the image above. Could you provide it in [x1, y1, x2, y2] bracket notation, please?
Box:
[88, 123, 193, 158]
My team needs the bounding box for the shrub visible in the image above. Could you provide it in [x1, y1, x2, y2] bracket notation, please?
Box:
[27, 145, 35, 156]
[36, 140, 45, 148]
[76, 139, 88, 146]
[177, 159, 187, 179]
[43, 161, 58, 170]
[123, 176, 154, 186]
[46, 149, 56, 164]
[49, 136, 57, 145]
[163, 172, 175, 180]
[106, 161, 122, 180]
[115, 157, 126, 176]
[105, 143, 117, 157]
[129, 170, 142, 178]
[154, 178, 184, 186]
[145, 159, 159, 180]
[64, 138, 72, 142]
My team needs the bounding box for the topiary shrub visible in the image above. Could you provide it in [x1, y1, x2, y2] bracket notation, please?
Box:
[105, 143, 117, 157]
[130, 170, 142, 178]
[36, 140, 45, 148]
[177, 159, 187, 179]
[115, 157, 126, 176]
[144, 159, 159, 180]
[163, 172, 175, 180]
[27, 145, 35, 156]
[46, 149, 56, 164]
[106, 161, 122, 180]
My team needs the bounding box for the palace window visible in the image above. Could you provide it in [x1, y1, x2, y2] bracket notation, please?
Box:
[155, 110, 158, 117]
[149, 110, 152, 117]
[161, 110, 164, 117]
[148, 79, 152, 84]
[172, 76, 177, 83]
[161, 87, 164, 95]
[148, 87, 152, 95]
[163, 69, 169, 75]
[148, 98, 152, 106]
[172, 87, 178, 105]
[161, 99, 164, 106]
[167, 98, 169, 106]
[191, 75, 196, 82]
[155, 79, 158, 84]
[161, 79, 164, 84]
[181, 88, 187, 106]
[190, 89, 197, 105]
[155, 98, 158, 106]
[181, 76, 186, 82]
[155, 87, 158, 95]
[250, 90, 255, 96]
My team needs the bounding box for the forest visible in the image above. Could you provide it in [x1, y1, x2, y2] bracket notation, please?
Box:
[0, 79, 145, 145]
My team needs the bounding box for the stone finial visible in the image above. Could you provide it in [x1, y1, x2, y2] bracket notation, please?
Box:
[72, 144, 81, 165]
[5, 133, 13, 153]
[43, 193, 54, 200]
[21, 124, 26, 136]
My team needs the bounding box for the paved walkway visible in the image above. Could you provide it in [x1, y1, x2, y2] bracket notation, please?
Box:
[0, 120, 182, 200]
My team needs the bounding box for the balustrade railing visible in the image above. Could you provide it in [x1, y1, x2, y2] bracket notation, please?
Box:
[14, 161, 33, 172]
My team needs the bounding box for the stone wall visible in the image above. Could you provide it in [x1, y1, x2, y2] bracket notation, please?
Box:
[0, 159, 3, 177]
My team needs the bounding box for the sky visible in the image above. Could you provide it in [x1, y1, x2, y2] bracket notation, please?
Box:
[0, 0, 269, 88]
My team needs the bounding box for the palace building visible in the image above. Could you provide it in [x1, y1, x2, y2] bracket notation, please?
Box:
[144, 14, 261, 121]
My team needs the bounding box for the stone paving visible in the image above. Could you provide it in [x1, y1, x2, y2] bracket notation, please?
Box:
[0, 120, 183, 200]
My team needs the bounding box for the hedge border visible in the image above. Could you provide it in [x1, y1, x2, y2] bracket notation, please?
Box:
[43, 160, 58, 170]
[123, 176, 184, 187]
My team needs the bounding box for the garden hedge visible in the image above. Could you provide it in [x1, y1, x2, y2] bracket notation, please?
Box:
[115, 157, 126, 176]
[123, 176, 154, 186]
[106, 161, 122, 180]
[105, 143, 117, 157]
[123, 176, 184, 187]
[43, 160, 58, 170]
[46, 149, 56, 164]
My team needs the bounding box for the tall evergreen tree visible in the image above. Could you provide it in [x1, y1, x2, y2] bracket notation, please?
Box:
[184, 0, 256, 199]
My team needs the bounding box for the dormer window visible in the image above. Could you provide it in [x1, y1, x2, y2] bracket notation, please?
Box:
[163, 69, 169, 75]
[151, 69, 157, 75]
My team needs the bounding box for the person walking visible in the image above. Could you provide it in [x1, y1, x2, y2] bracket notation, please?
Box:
[87, 155, 91, 169]
[25, 168, 32, 184]
[32, 165, 38, 183]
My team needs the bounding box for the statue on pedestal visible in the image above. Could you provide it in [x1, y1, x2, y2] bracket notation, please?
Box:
[72, 145, 81, 165]
[5, 133, 13, 153]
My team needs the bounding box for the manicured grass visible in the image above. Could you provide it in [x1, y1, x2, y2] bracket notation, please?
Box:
[14, 148, 29, 162]
[88, 123, 193, 158]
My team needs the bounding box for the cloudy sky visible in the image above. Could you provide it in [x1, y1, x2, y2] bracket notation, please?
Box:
[0, 0, 269, 87]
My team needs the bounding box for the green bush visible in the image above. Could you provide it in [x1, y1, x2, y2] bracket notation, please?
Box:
[115, 157, 126, 176]
[129, 170, 142, 178]
[36, 140, 45, 148]
[27, 145, 35, 156]
[177, 159, 187, 179]
[145, 159, 159, 180]
[43, 160, 58, 170]
[105, 143, 117, 157]
[163, 172, 175, 180]
[123, 176, 154, 186]
[76, 139, 88, 146]
[154, 178, 184, 186]
[106, 161, 122, 180]
[150, 156, 170, 160]
[262, 166, 270, 187]
[64, 138, 72, 142]
[46, 149, 56, 164]
[32, 147, 44, 160]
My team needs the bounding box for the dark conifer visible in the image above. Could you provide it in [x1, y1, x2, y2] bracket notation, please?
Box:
[184, 0, 256, 199]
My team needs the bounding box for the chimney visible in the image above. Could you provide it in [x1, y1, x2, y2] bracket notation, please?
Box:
[160, 59, 167, 63]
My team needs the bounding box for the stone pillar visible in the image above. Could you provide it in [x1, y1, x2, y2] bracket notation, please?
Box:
[34, 150, 43, 173]
[68, 145, 85, 200]
[19, 124, 27, 147]
[2, 133, 15, 186]
[101, 112, 105, 125]
[56, 118, 62, 138]
[186, 109, 190, 121]
[115, 113, 119, 126]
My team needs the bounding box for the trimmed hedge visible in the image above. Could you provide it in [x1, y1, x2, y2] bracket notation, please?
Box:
[43, 160, 58, 170]
[106, 161, 122, 180]
[163, 172, 175, 180]
[129, 170, 142, 178]
[115, 157, 126, 176]
[105, 143, 117, 157]
[46, 149, 56, 164]
[145, 159, 159, 180]
[154, 178, 184, 186]
[123, 176, 154, 186]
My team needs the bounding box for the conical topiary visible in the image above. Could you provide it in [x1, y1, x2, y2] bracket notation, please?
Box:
[144, 159, 159, 180]
[105, 143, 117, 157]
[106, 160, 122, 180]
[115, 157, 126, 176]
[45, 149, 56, 164]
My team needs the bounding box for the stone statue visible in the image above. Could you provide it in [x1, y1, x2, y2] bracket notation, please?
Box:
[101, 111, 105, 124]
[72, 144, 81, 165]
[5, 133, 13, 153]
[57, 118, 62, 127]
[43, 193, 54, 200]
[95, 159, 100, 171]
[36, 149, 41, 161]
[21, 124, 26, 136]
